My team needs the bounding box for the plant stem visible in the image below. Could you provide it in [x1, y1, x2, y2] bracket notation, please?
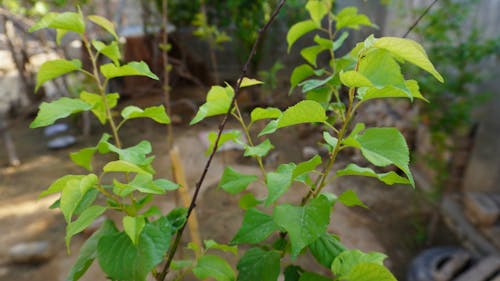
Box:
[156, 1, 287, 280]
[82, 36, 122, 148]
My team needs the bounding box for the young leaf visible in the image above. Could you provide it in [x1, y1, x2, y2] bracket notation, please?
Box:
[88, 15, 119, 40]
[80, 92, 119, 124]
[287, 20, 317, 52]
[265, 163, 296, 206]
[121, 105, 170, 124]
[205, 130, 242, 156]
[193, 255, 236, 281]
[60, 174, 98, 223]
[30, 97, 91, 128]
[358, 49, 408, 95]
[333, 31, 350, 51]
[273, 195, 331, 258]
[218, 167, 258, 195]
[236, 248, 281, 281]
[100, 61, 159, 80]
[374, 37, 444, 82]
[103, 160, 150, 174]
[239, 77, 264, 88]
[293, 155, 322, 180]
[238, 193, 262, 210]
[35, 59, 82, 91]
[39, 175, 86, 198]
[250, 107, 282, 123]
[335, 7, 374, 30]
[277, 100, 327, 128]
[336, 163, 410, 185]
[97, 222, 172, 281]
[244, 139, 274, 158]
[30, 12, 85, 34]
[323, 131, 338, 150]
[339, 71, 373, 88]
[338, 190, 367, 208]
[355, 128, 414, 186]
[191, 85, 234, 125]
[331, 250, 387, 278]
[66, 220, 117, 281]
[309, 233, 346, 268]
[300, 76, 333, 93]
[65, 205, 107, 250]
[357, 80, 428, 103]
[306, 0, 330, 26]
[290, 64, 315, 93]
[92, 40, 121, 65]
[300, 45, 327, 67]
[204, 240, 238, 256]
[344, 262, 397, 281]
[231, 208, 280, 244]
[258, 120, 279, 137]
[123, 216, 146, 245]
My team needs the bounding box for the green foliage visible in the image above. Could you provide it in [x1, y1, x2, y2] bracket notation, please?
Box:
[31, 2, 442, 281]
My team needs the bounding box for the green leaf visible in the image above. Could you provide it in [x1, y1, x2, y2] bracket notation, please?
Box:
[344, 262, 397, 281]
[121, 105, 170, 124]
[204, 240, 238, 256]
[301, 45, 327, 67]
[239, 77, 264, 88]
[306, 87, 333, 108]
[123, 216, 146, 245]
[290, 64, 315, 93]
[336, 163, 410, 185]
[340, 71, 373, 88]
[306, 1, 329, 26]
[323, 131, 338, 150]
[67, 220, 117, 281]
[100, 61, 159, 80]
[244, 139, 274, 158]
[219, 167, 258, 195]
[333, 31, 350, 51]
[355, 128, 414, 186]
[65, 205, 107, 251]
[206, 130, 242, 156]
[338, 190, 367, 208]
[265, 163, 296, 206]
[335, 7, 374, 30]
[331, 249, 387, 278]
[39, 175, 85, 198]
[97, 222, 172, 281]
[60, 174, 98, 223]
[250, 107, 282, 123]
[277, 100, 327, 128]
[35, 59, 82, 92]
[238, 193, 262, 210]
[80, 91, 119, 124]
[300, 76, 333, 93]
[103, 160, 150, 174]
[231, 208, 280, 244]
[287, 20, 318, 52]
[193, 255, 236, 281]
[30, 97, 91, 128]
[293, 155, 322, 179]
[258, 120, 279, 137]
[358, 49, 408, 95]
[236, 248, 280, 281]
[113, 174, 177, 196]
[88, 15, 119, 40]
[191, 85, 234, 125]
[30, 12, 85, 34]
[284, 265, 303, 281]
[309, 233, 346, 268]
[374, 37, 444, 82]
[273, 195, 331, 258]
[92, 40, 121, 65]
[299, 272, 331, 281]
[358, 80, 428, 102]
[100, 138, 154, 167]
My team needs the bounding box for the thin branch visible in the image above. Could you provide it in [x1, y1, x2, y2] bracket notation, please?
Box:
[402, 0, 439, 38]
[156, 1, 287, 280]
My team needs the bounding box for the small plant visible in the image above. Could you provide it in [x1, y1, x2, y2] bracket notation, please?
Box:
[30, 1, 442, 280]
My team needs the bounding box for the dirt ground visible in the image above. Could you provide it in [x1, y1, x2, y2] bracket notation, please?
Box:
[0, 99, 458, 281]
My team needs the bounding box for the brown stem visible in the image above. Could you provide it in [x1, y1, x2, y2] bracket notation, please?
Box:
[402, 0, 439, 38]
[156, 1, 287, 280]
